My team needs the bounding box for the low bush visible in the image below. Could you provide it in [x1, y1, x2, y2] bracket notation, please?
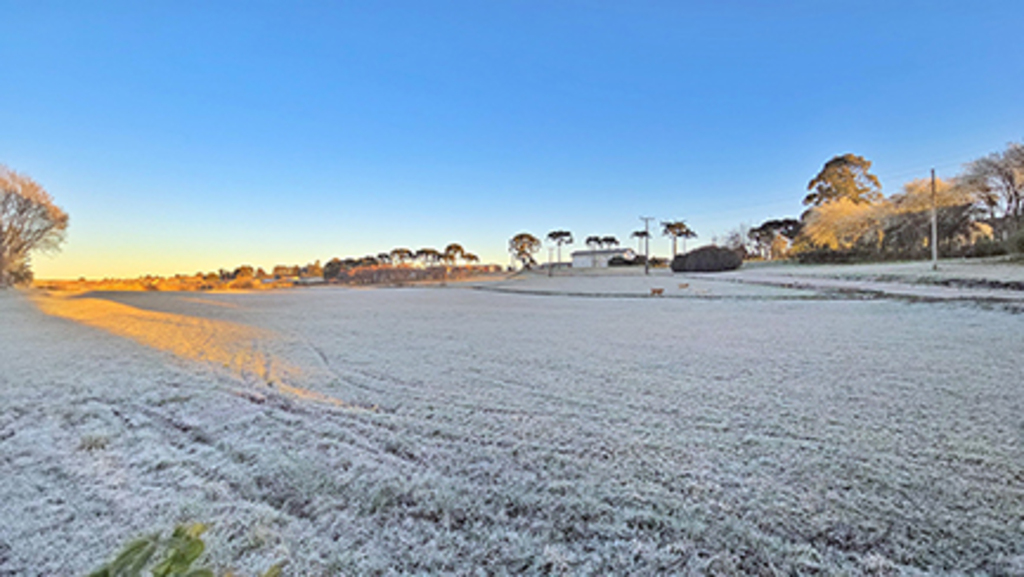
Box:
[608, 256, 641, 267]
[1009, 227, 1024, 254]
[962, 237, 1009, 258]
[671, 246, 742, 272]
[794, 247, 877, 264]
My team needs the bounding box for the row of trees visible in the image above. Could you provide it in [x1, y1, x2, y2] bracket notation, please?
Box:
[322, 244, 480, 281]
[742, 146, 1024, 263]
[509, 222, 698, 268]
[586, 235, 620, 250]
[3, 160, 497, 287]
[215, 244, 484, 283]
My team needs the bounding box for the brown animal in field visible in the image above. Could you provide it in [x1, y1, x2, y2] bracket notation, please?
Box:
[650, 288, 664, 296]
[678, 283, 689, 289]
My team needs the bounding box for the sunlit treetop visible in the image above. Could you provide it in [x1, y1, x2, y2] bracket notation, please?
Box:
[804, 153, 883, 207]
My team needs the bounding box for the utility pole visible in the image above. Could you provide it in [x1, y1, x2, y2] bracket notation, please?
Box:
[640, 216, 654, 275]
[931, 168, 938, 271]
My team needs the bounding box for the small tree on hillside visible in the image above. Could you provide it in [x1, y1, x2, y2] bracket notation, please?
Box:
[583, 235, 603, 266]
[961, 142, 1024, 232]
[508, 232, 541, 269]
[0, 165, 69, 287]
[323, 258, 344, 280]
[723, 224, 755, 258]
[415, 248, 442, 266]
[301, 260, 323, 278]
[390, 247, 414, 265]
[749, 218, 799, 259]
[546, 230, 573, 264]
[662, 221, 697, 257]
[630, 230, 649, 253]
[443, 243, 465, 266]
[233, 265, 255, 279]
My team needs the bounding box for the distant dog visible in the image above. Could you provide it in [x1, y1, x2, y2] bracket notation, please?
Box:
[650, 288, 664, 296]
[678, 283, 689, 289]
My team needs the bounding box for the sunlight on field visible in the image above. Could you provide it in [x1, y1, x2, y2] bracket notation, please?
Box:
[29, 291, 348, 407]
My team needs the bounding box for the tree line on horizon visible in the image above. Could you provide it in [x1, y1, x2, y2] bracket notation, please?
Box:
[186, 243, 487, 286]
[2, 161, 499, 288]
[4, 142, 1024, 286]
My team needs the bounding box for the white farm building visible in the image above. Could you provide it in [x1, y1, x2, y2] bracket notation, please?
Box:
[570, 248, 637, 268]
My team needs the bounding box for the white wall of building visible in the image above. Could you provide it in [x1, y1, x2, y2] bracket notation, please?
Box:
[570, 249, 636, 268]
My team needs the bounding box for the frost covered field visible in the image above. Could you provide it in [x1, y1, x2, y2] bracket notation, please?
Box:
[3, 265, 1024, 575]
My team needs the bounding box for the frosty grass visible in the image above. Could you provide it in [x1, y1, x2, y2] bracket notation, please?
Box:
[2, 261, 1023, 574]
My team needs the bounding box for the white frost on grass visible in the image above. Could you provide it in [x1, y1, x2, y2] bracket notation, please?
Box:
[716, 258, 1024, 305]
[3, 268, 1024, 574]
[482, 259, 1024, 305]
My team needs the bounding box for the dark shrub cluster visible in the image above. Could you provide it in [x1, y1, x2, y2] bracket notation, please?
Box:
[1010, 228, 1024, 254]
[671, 246, 742, 272]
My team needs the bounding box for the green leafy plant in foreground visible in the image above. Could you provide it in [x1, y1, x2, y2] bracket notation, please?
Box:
[88, 523, 282, 577]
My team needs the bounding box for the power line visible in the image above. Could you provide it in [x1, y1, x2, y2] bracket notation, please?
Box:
[873, 145, 1007, 182]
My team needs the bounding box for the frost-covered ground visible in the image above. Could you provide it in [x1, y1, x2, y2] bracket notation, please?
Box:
[493, 258, 1024, 306]
[734, 257, 1024, 286]
[716, 258, 1024, 307]
[3, 264, 1024, 575]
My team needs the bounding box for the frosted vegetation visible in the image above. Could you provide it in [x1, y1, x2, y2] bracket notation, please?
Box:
[2, 266, 1024, 574]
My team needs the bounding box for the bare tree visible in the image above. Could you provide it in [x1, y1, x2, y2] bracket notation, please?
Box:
[723, 223, 754, 258]
[961, 142, 1024, 233]
[1, 165, 69, 287]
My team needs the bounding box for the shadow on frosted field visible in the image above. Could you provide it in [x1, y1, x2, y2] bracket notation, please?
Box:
[3, 281, 1024, 574]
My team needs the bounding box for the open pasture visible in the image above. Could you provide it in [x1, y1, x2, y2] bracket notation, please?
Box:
[2, 272, 1023, 574]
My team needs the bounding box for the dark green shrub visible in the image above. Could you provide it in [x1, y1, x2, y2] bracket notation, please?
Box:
[963, 237, 1008, 258]
[1009, 227, 1024, 254]
[608, 256, 641, 266]
[671, 246, 742, 272]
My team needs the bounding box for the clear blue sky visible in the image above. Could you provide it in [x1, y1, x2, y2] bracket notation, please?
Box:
[3, 1, 1023, 277]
